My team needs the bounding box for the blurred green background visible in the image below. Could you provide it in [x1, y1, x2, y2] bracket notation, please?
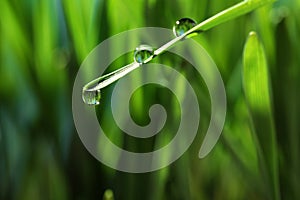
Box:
[0, 0, 299, 199]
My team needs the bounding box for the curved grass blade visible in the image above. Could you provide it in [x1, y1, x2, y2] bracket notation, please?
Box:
[243, 31, 280, 200]
[83, 0, 276, 96]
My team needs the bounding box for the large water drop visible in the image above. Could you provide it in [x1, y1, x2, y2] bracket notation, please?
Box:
[134, 44, 154, 64]
[82, 89, 101, 105]
[173, 18, 197, 37]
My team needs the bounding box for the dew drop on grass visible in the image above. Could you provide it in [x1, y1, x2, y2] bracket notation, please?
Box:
[82, 89, 101, 105]
[173, 18, 198, 37]
[134, 44, 154, 64]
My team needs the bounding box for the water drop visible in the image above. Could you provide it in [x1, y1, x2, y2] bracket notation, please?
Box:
[82, 89, 101, 105]
[173, 18, 197, 37]
[134, 44, 154, 64]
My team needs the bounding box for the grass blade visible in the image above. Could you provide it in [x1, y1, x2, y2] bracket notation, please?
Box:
[243, 31, 280, 200]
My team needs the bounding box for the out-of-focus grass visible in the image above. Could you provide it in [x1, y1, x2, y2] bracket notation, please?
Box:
[243, 31, 279, 199]
[0, 0, 299, 199]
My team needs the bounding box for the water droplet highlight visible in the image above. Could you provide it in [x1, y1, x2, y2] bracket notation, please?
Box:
[82, 89, 101, 105]
[134, 44, 154, 64]
[173, 18, 197, 37]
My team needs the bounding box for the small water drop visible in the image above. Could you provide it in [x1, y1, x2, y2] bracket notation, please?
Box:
[173, 18, 197, 37]
[82, 89, 101, 105]
[134, 44, 154, 64]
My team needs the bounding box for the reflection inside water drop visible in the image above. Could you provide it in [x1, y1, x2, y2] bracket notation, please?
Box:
[82, 89, 101, 105]
[134, 44, 154, 64]
[173, 18, 198, 37]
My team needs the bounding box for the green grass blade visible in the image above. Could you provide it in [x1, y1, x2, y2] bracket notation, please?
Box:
[187, 0, 275, 34]
[243, 31, 280, 200]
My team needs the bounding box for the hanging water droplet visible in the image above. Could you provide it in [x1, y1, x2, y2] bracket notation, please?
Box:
[82, 89, 101, 105]
[173, 18, 197, 37]
[134, 44, 154, 64]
